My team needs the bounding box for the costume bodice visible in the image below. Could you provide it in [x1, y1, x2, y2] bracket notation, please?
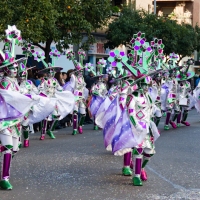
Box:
[0, 76, 20, 91]
[70, 74, 86, 99]
[179, 81, 191, 99]
[74, 75, 86, 91]
[127, 90, 153, 124]
[91, 81, 107, 97]
[19, 80, 38, 95]
[38, 77, 62, 97]
[167, 78, 178, 93]
[119, 78, 137, 110]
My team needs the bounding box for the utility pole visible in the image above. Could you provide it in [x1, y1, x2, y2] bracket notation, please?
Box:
[154, 0, 156, 15]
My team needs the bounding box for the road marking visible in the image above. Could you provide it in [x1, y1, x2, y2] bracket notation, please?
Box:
[147, 166, 186, 190]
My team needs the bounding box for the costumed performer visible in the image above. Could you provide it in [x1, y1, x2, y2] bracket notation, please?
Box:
[35, 50, 75, 140]
[0, 25, 38, 190]
[64, 49, 88, 135]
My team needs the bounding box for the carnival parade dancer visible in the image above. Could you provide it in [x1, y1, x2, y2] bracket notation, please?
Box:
[112, 74, 159, 185]
[17, 64, 38, 148]
[111, 72, 160, 186]
[161, 53, 181, 130]
[18, 43, 54, 147]
[173, 58, 195, 127]
[149, 38, 166, 128]
[18, 62, 55, 147]
[88, 58, 108, 130]
[100, 42, 141, 159]
[150, 76, 162, 128]
[64, 50, 88, 135]
[104, 32, 161, 186]
[0, 25, 38, 189]
[94, 50, 136, 166]
[35, 50, 75, 140]
[96, 72, 135, 177]
[116, 71, 138, 176]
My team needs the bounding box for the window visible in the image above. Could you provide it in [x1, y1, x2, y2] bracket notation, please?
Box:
[113, 0, 123, 6]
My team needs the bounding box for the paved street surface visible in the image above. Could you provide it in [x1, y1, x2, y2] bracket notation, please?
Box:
[1, 109, 200, 200]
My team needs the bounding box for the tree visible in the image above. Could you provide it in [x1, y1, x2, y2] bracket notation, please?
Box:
[174, 23, 197, 62]
[0, 0, 111, 61]
[106, 8, 143, 49]
[194, 24, 200, 52]
[106, 7, 198, 61]
[141, 13, 180, 56]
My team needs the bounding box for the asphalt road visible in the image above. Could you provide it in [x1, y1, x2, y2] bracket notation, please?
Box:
[1, 109, 200, 200]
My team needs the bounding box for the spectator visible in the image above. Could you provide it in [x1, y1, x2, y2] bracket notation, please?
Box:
[85, 71, 97, 91]
[66, 69, 74, 83]
[27, 69, 36, 86]
[54, 72, 64, 86]
[62, 69, 75, 127]
[33, 72, 44, 131]
[53, 72, 65, 129]
[103, 74, 110, 90]
[62, 72, 67, 84]
[35, 73, 44, 87]
[84, 71, 97, 124]
[195, 75, 200, 87]
[107, 74, 113, 90]
[43, 73, 47, 79]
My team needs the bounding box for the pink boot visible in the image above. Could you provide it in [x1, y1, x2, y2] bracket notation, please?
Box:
[170, 121, 177, 129]
[23, 139, 29, 147]
[181, 121, 190, 126]
[141, 169, 148, 181]
[78, 126, 83, 134]
[40, 135, 45, 140]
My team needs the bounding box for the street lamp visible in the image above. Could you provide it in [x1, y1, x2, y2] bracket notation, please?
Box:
[154, 0, 156, 15]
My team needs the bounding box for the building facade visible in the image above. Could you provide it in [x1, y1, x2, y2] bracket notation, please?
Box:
[112, 0, 152, 12]
[156, 0, 200, 26]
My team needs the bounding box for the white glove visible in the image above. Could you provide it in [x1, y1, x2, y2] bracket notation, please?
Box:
[31, 94, 40, 101]
[135, 124, 144, 133]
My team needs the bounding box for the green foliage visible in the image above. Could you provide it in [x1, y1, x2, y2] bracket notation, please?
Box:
[111, 6, 120, 13]
[106, 7, 199, 61]
[174, 23, 197, 60]
[194, 24, 200, 52]
[106, 8, 143, 49]
[0, 0, 111, 61]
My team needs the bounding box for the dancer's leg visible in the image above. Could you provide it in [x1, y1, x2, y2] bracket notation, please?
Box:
[164, 110, 171, 130]
[72, 112, 78, 135]
[181, 107, 190, 126]
[122, 152, 132, 176]
[132, 148, 143, 186]
[0, 131, 15, 190]
[40, 119, 48, 140]
[22, 125, 29, 147]
[46, 120, 57, 139]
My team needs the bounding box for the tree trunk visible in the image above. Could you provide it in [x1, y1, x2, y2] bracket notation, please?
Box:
[45, 39, 52, 63]
[177, 55, 183, 64]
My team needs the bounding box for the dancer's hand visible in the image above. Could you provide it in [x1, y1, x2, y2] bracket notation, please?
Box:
[135, 124, 143, 132]
[31, 94, 40, 101]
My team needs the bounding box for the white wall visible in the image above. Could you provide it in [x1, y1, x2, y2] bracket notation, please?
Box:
[54, 55, 74, 72]
[135, 0, 152, 12]
[0, 41, 23, 55]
